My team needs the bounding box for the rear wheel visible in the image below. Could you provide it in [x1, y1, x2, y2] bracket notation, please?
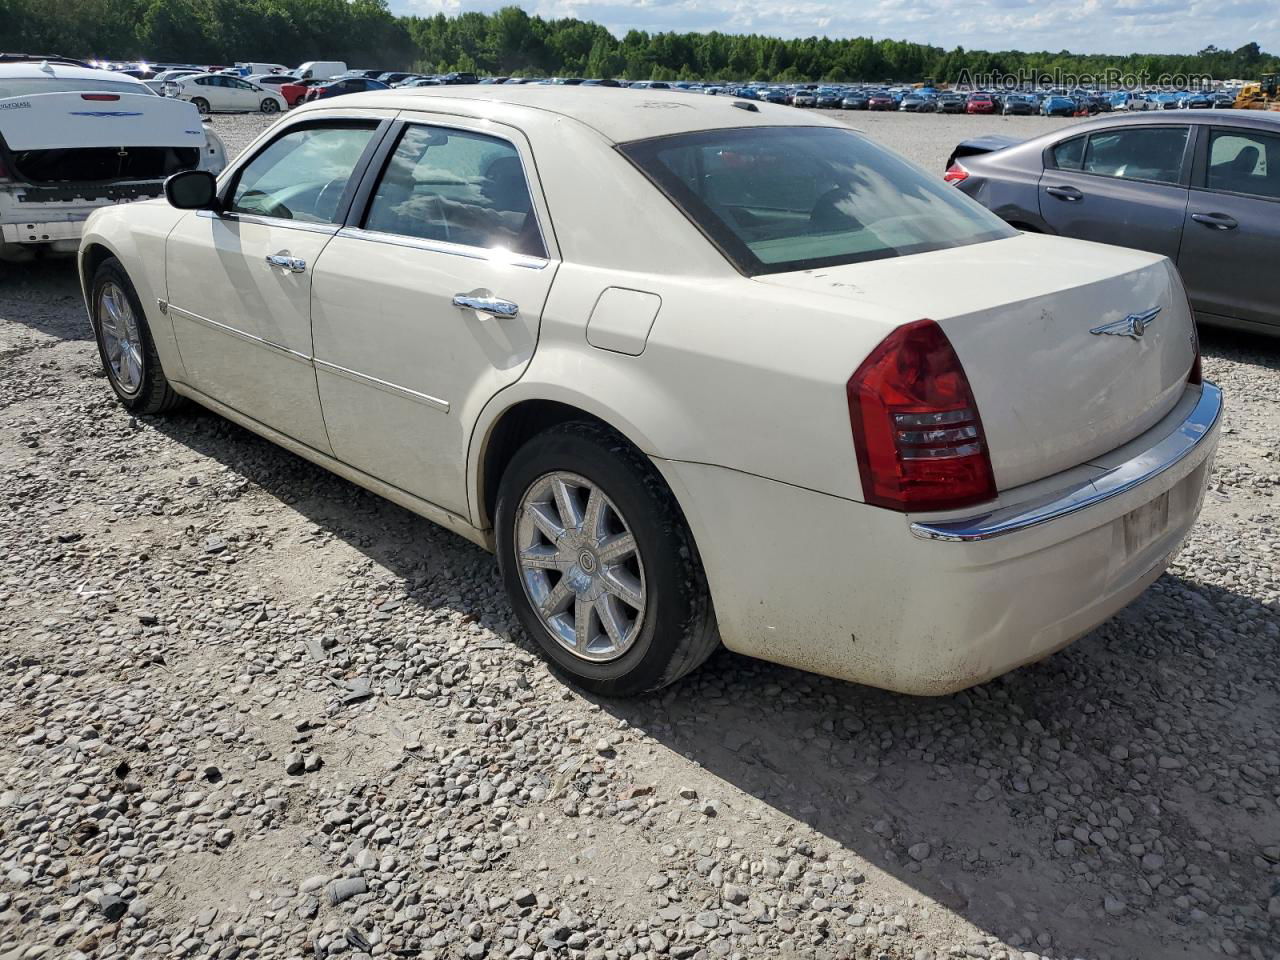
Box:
[90, 258, 183, 415]
[261, 98, 280, 113]
[495, 422, 719, 697]
[191, 97, 210, 114]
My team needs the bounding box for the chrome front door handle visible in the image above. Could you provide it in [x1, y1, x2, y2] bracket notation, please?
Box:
[265, 253, 306, 273]
[452, 294, 519, 319]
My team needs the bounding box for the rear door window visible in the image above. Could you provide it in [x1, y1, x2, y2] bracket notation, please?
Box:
[1081, 127, 1189, 184]
[362, 124, 546, 258]
[1206, 128, 1280, 199]
[1051, 135, 1085, 170]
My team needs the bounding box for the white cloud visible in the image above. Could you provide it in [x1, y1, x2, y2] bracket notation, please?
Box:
[388, 0, 1279, 55]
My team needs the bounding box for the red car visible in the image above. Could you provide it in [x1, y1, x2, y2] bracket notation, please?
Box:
[965, 93, 997, 114]
[867, 94, 896, 111]
[278, 77, 326, 107]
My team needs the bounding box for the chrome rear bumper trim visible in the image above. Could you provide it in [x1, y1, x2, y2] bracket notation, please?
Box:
[910, 381, 1222, 543]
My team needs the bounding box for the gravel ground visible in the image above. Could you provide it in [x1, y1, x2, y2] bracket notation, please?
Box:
[1, 108, 1278, 960]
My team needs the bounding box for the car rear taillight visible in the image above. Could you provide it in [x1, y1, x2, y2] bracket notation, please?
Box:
[847, 319, 997, 512]
[943, 162, 969, 184]
[81, 93, 121, 101]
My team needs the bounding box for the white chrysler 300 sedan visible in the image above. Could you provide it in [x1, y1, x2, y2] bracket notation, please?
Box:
[78, 88, 1221, 697]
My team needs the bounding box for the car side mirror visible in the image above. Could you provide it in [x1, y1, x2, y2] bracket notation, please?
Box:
[165, 170, 219, 211]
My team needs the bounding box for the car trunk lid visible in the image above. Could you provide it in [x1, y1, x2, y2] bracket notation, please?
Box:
[1, 91, 206, 184]
[0, 91, 205, 152]
[755, 233, 1196, 492]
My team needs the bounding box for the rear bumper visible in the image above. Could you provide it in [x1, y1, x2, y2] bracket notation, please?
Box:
[658, 381, 1220, 695]
[0, 180, 164, 245]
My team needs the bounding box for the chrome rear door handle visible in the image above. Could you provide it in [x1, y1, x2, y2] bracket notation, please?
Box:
[1190, 212, 1238, 230]
[265, 253, 306, 273]
[1045, 185, 1083, 201]
[452, 294, 519, 319]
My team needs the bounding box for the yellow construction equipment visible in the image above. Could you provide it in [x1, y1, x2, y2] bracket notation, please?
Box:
[1234, 74, 1280, 110]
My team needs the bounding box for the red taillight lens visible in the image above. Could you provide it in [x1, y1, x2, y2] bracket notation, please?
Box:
[81, 93, 121, 101]
[943, 162, 969, 184]
[847, 319, 997, 512]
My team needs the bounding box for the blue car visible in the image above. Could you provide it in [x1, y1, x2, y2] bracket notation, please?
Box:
[1041, 95, 1077, 117]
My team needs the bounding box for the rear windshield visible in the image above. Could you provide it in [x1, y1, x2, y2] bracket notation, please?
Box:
[620, 126, 1016, 275]
[0, 78, 152, 98]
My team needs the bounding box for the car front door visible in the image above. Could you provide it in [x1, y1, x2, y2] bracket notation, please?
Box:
[1037, 124, 1193, 260]
[235, 79, 264, 109]
[1177, 124, 1280, 330]
[165, 118, 386, 452]
[309, 119, 558, 517]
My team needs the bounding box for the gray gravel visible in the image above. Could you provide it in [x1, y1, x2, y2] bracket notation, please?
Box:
[1, 108, 1277, 960]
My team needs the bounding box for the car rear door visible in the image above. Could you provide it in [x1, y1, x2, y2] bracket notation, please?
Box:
[309, 117, 558, 517]
[165, 117, 387, 452]
[1177, 123, 1280, 330]
[1038, 124, 1193, 260]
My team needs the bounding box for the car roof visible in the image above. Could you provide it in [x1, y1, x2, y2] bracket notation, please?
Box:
[0, 61, 146, 86]
[295, 85, 845, 144]
[1065, 109, 1280, 133]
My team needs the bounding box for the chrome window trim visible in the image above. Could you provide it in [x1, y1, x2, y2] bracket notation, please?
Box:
[336, 225, 550, 270]
[166, 303, 312, 366]
[313, 358, 450, 413]
[196, 209, 341, 235]
[911, 382, 1222, 543]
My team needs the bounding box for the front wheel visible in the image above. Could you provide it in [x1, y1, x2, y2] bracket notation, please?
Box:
[261, 98, 280, 113]
[191, 97, 210, 114]
[495, 422, 719, 697]
[90, 258, 183, 415]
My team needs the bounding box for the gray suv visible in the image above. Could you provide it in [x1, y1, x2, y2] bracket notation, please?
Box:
[945, 112, 1280, 335]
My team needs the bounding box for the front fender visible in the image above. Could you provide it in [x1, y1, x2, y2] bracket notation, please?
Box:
[79, 201, 189, 382]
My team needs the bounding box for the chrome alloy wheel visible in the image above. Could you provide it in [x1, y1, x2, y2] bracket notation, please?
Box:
[515, 471, 646, 662]
[97, 281, 143, 396]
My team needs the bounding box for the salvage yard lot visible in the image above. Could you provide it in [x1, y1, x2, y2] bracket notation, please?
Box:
[1, 108, 1277, 960]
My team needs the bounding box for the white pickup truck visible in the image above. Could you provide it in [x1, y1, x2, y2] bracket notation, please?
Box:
[0, 57, 226, 261]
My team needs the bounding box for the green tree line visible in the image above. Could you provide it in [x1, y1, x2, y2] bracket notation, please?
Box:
[2, 0, 1276, 82]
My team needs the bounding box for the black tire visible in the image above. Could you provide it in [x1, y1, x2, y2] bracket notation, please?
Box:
[261, 98, 280, 113]
[191, 97, 210, 114]
[495, 421, 719, 697]
[90, 258, 183, 415]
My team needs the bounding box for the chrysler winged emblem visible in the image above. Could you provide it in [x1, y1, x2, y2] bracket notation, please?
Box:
[1091, 307, 1161, 340]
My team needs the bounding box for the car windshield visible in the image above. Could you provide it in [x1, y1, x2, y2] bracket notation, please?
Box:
[0, 77, 152, 97]
[620, 126, 1016, 275]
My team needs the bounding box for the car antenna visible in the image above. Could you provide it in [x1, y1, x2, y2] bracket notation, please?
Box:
[731, 101, 758, 112]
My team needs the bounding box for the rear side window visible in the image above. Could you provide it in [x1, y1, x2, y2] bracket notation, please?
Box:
[1206, 129, 1280, 199]
[229, 123, 377, 223]
[620, 125, 1016, 275]
[1051, 135, 1085, 170]
[363, 124, 546, 258]
[1081, 127, 1189, 184]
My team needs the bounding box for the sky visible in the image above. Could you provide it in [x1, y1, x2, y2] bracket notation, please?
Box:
[387, 0, 1279, 57]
